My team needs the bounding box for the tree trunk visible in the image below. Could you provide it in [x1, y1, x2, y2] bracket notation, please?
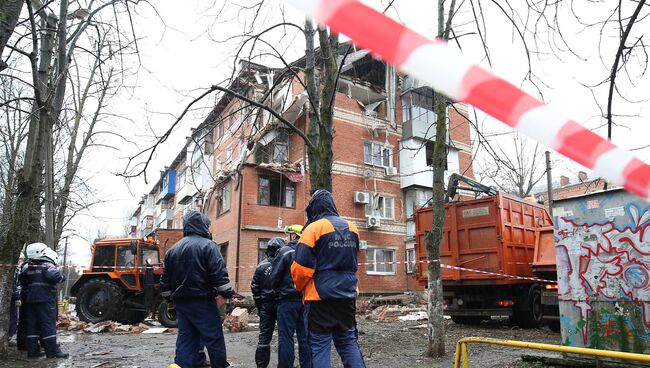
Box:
[425, 91, 447, 357]
[303, 19, 337, 193]
[0, 13, 56, 357]
[0, 0, 24, 70]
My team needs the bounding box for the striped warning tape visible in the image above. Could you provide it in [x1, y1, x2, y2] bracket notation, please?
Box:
[285, 0, 650, 200]
[1, 259, 557, 284]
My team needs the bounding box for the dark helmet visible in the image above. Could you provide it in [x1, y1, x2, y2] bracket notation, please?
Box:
[266, 237, 284, 258]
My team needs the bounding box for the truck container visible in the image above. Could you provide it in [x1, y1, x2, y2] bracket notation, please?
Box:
[415, 190, 553, 327]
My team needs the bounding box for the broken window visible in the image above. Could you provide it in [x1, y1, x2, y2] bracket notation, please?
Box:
[405, 248, 416, 274]
[254, 129, 290, 164]
[258, 176, 295, 208]
[365, 195, 394, 219]
[363, 141, 391, 167]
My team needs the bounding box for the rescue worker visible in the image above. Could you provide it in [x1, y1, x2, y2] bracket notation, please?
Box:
[291, 190, 366, 368]
[161, 211, 234, 368]
[16, 258, 29, 351]
[251, 237, 283, 367]
[20, 243, 68, 359]
[270, 225, 311, 368]
[8, 263, 21, 344]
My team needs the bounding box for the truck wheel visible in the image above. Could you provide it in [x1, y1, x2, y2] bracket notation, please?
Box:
[157, 300, 178, 328]
[118, 310, 148, 325]
[76, 278, 125, 323]
[515, 286, 543, 328]
[451, 316, 483, 325]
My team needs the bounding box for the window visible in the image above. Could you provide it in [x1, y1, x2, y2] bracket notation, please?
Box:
[117, 246, 135, 270]
[405, 248, 416, 274]
[140, 245, 160, 265]
[258, 176, 295, 207]
[228, 110, 235, 128]
[363, 142, 391, 167]
[254, 129, 289, 164]
[216, 157, 222, 173]
[217, 182, 231, 215]
[217, 123, 224, 140]
[177, 169, 186, 190]
[365, 195, 394, 219]
[92, 245, 115, 272]
[226, 145, 233, 163]
[366, 248, 396, 275]
[258, 238, 270, 262]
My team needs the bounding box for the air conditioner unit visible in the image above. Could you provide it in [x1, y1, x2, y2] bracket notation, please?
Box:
[366, 215, 381, 229]
[359, 240, 368, 250]
[384, 167, 398, 176]
[354, 191, 370, 204]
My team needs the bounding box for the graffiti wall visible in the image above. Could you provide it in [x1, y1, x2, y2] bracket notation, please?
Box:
[555, 189, 650, 353]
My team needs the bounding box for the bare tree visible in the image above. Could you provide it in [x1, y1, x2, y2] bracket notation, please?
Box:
[0, 0, 143, 355]
[476, 133, 546, 198]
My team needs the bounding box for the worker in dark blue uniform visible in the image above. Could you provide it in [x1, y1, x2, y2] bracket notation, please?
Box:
[20, 242, 68, 359]
[292, 189, 366, 368]
[271, 225, 311, 368]
[161, 211, 234, 368]
[251, 237, 283, 367]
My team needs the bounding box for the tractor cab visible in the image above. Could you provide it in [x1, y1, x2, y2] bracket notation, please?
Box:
[71, 237, 176, 327]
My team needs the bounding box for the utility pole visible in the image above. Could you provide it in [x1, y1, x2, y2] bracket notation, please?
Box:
[545, 151, 554, 219]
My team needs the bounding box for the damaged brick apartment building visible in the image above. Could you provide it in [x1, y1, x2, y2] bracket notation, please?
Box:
[129, 46, 474, 294]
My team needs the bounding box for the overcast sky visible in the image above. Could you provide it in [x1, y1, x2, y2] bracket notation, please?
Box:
[62, 0, 650, 265]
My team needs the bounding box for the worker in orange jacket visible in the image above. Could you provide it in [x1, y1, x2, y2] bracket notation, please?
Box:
[291, 189, 365, 368]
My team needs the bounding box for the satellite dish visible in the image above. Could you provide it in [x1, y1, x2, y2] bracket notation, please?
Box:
[363, 170, 373, 180]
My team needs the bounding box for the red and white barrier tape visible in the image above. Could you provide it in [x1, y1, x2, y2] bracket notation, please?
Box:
[1, 259, 556, 284]
[286, 0, 650, 200]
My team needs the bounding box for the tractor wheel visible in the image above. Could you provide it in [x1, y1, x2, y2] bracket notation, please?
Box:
[76, 278, 125, 324]
[157, 300, 178, 328]
[514, 285, 543, 328]
[451, 316, 483, 325]
[118, 310, 148, 325]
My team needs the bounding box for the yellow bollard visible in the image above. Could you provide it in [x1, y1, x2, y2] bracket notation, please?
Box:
[461, 342, 469, 368]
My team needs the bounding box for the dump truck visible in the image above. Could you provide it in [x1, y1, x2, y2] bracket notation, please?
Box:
[415, 174, 553, 328]
[71, 230, 183, 327]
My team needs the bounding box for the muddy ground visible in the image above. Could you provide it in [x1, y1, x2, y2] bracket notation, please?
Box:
[1, 317, 563, 368]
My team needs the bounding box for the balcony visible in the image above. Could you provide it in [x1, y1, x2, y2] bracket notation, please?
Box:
[155, 209, 174, 227]
[142, 207, 154, 217]
[160, 170, 176, 200]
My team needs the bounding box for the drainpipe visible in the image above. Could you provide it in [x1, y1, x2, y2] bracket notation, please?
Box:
[235, 170, 244, 292]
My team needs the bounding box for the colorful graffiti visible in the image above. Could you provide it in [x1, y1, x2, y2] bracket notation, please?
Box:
[556, 200, 650, 352]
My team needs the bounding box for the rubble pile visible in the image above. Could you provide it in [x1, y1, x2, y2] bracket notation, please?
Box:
[223, 307, 249, 332]
[57, 315, 165, 334]
[360, 292, 428, 322]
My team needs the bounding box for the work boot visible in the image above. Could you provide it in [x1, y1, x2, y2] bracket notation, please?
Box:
[27, 351, 45, 358]
[46, 351, 69, 359]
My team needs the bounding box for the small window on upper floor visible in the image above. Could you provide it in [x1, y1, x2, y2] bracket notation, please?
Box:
[363, 141, 391, 168]
[365, 195, 394, 220]
[254, 129, 289, 164]
[217, 182, 231, 216]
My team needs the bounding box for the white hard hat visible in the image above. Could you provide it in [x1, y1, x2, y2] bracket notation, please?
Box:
[25, 242, 58, 263]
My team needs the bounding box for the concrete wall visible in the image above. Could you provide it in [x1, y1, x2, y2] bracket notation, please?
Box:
[555, 189, 650, 353]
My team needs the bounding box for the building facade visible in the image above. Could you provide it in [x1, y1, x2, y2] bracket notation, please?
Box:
[129, 51, 474, 295]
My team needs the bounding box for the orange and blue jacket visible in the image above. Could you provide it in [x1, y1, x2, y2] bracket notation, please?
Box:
[291, 190, 359, 301]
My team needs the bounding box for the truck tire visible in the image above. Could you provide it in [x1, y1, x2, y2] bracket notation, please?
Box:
[76, 278, 125, 324]
[157, 300, 178, 328]
[514, 286, 543, 328]
[118, 310, 148, 325]
[451, 316, 483, 325]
